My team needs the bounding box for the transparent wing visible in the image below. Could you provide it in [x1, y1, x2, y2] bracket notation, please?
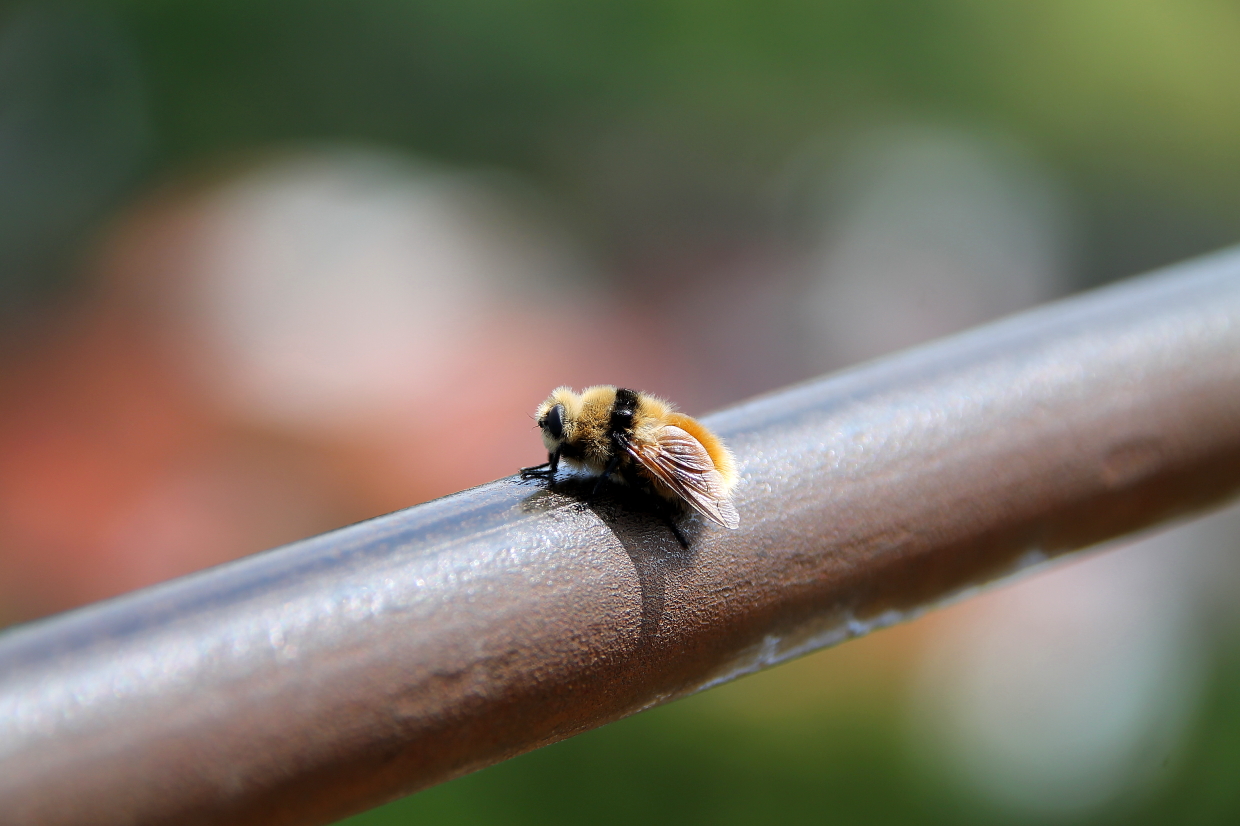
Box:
[624, 425, 740, 529]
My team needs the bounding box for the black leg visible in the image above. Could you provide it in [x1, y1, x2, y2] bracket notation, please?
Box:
[589, 454, 621, 501]
[520, 451, 559, 479]
[658, 510, 690, 549]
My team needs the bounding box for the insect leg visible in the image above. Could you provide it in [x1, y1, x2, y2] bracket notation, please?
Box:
[520, 451, 560, 478]
[589, 454, 621, 501]
[660, 511, 690, 550]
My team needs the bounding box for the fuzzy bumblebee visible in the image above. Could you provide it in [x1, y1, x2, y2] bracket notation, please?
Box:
[521, 386, 739, 529]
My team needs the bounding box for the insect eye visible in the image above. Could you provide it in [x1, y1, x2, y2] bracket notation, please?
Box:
[543, 404, 565, 440]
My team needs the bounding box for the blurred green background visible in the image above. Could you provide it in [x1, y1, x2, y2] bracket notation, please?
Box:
[6, 0, 1240, 306]
[3, 1, 1240, 824]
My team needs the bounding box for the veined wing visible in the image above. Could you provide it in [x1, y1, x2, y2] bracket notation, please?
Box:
[624, 425, 740, 529]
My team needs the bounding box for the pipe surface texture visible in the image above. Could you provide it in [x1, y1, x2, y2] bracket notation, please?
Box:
[3, 250, 1240, 825]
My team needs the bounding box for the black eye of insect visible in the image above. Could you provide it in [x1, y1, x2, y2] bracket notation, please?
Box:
[543, 404, 565, 440]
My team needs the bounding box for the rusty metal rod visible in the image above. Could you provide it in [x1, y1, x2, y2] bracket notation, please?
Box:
[4, 248, 1240, 826]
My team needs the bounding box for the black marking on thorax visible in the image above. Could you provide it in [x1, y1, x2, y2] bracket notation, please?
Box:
[609, 388, 639, 443]
[607, 388, 657, 490]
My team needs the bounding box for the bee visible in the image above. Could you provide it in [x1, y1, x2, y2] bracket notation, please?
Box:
[521, 386, 739, 529]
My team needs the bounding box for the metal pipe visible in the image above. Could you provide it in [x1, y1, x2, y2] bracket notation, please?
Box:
[3, 249, 1240, 826]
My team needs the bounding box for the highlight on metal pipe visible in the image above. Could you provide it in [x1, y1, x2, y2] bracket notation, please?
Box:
[3, 247, 1240, 826]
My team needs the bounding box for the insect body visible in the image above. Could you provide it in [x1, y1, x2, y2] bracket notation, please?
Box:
[521, 386, 739, 529]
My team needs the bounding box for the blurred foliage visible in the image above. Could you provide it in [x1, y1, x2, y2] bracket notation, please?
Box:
[121, 0, 1240, 267]
[343, 637, 1240, 826]
[3, 0, 1238, 280]
[105, 0, 1240, 183]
